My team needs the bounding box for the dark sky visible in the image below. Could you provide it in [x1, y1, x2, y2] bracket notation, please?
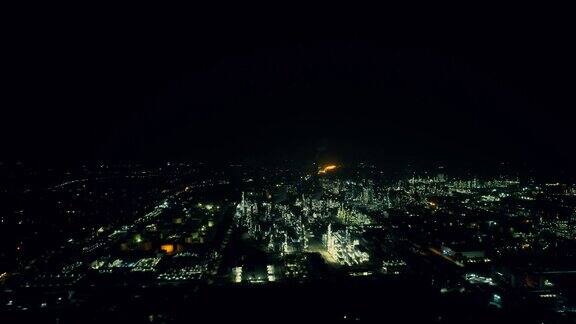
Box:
[3, 13, 575, 169]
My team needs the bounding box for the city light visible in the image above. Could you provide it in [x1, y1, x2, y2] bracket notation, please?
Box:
[4, 161, 576, 322]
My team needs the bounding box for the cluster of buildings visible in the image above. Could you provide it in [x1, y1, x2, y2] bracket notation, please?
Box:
[323, 224, 369, 266]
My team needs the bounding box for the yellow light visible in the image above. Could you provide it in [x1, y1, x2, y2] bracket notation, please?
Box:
[161, 244, 174, 254]
[318, 164, 338, 175]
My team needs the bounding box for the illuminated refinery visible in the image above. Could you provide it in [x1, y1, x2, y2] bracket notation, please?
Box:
[2, 161, 576, 323]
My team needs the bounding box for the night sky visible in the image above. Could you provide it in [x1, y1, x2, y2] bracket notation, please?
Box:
[3, 14, 575, 170]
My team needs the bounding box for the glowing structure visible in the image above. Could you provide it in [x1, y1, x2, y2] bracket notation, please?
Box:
[337, 205, 371, 226]
[318, 164, 338, 175]
[161, 244, 174, 254]
[323, 224, 369, 266]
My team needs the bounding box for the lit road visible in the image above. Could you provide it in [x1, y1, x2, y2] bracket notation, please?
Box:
[428, 247, 465, 268]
